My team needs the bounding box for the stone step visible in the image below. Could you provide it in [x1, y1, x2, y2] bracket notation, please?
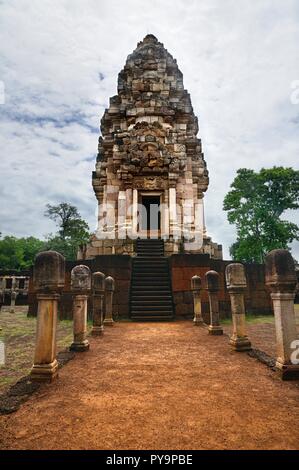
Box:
[136, 249, 164, 252]
[131, 285, 171, 290]
[131, 239, 173, 320]
[131, 305, 172, 315]
[132, 277, 170, 288]
[131, 315, 174, 321]
[132, 275, 169, 280]
[131, 295, 172, 301]
[136, 240, 164, 244]
[137, 252, 164, 256]
[133, 260, 167, 264]
[133, 259, 168, 264]
[132, 272, 169, 276]
[131, 311, 174, 317]
[131, 299, 173, 305]
[131, 306, 173, 316]
[136, 246, 163, 250]
[136, 248, 164, 252]
[133, 269, 168, 272]
[136, 241, 164, 256]
[136, 241, 163, 244]
[133, 268, 168, 272]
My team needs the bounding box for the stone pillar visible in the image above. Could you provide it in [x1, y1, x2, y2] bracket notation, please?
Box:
[182, 199, 193, 242]
[31, 251, 65, 382]
[70, 265, 91, 352]
[225, 263, 251, 351]
[132, 188, 138, 238]
[265, 249, 299, 380]
[169, 187, 178, 239]
[10, 290, 17, 313]
[194, 197, 204, 251]
[162, 190, 170, 240]
[105, 196, 116, 239]
[118, 191, 126, 240]
[92, 271, 105, 336]
[205, 270, 223, 335]
[125, 188, 133, 237]
[191, 275, 204, 326]
[25, 277, 30, 291]
[104, 276, 115, 326]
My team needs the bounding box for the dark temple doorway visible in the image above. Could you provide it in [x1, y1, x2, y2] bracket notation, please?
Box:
[141, 195, 161, 236]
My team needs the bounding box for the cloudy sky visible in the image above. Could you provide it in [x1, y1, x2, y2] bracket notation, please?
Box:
[0, 0, 298, 259]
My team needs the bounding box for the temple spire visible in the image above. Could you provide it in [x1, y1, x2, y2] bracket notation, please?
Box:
[86, 36, 222, 261]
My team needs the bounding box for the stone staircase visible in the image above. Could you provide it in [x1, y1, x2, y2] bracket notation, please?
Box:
[130, 239, 174, 321]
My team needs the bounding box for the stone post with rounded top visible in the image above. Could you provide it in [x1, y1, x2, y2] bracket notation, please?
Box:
[265, 249, 299, 380]
[31, 251, 65, 382]
[92, 271, 105, 335]
[70, 265, 91, 352]
[225, 263, 251, 351]
[191, 275, 204, 325]
[10, 290, 17, 313]
[104, 276, 115, 326]
[205, 270, 223, 335]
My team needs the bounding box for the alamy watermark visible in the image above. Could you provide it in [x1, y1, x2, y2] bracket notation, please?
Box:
[94, 199, 204, 249]
[290, 340, 299, 365]
[0, 340, 5, 366]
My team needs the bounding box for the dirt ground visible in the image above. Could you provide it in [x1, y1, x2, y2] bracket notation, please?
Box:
[0, 321, 298, 450]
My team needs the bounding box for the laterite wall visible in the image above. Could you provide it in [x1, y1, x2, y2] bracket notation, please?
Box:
[28, 256, 132, 320]
[28, 254, 273, 320]
[170, 255, 273, 321]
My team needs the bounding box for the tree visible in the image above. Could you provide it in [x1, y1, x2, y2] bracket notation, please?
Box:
[20, 237, 46, 267]
[44, 202, 82, 239]
[223, 167, 299, 263]
[0, 236, 44, 270]
[44, 202, 90, 260]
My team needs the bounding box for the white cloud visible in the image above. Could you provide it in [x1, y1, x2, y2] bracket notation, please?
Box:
[0, 0, 298, 259]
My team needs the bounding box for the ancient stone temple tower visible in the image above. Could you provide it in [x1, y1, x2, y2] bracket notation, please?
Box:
[85, 34, 222, 259]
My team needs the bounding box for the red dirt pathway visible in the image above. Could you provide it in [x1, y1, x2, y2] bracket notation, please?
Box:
[0, 321, 298, 450]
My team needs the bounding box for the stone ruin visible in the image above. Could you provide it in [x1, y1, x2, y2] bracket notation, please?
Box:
[83, 34, 222, 259]
[28, 36, 276, 322]
[29, 249, 298, 383]
[0, 274, 30, 311]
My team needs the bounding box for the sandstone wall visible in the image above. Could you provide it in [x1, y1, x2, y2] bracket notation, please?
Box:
[28, 256, 132, 320]
[171, 255, 273, 321]
[28, 254, 273, 320]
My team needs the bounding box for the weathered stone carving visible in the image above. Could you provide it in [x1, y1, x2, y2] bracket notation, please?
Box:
[191, 275, 204, 326]
[70, 265, 91, 352]
[71, 265, 91, 292]
[31, 251, 65, 382]
[225, 263, 252, 351]
[104, 276, 115, 326]
[205, 270, 223, 335]
[85, 34, 222, 258]
[92, 272, 105, 336]
[10, 290, 17, 313]
[265, 249, 299, 380]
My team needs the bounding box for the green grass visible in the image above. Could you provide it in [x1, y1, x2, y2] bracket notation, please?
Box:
[0, 308, 74, 393]
[221, 314, 275, 326]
